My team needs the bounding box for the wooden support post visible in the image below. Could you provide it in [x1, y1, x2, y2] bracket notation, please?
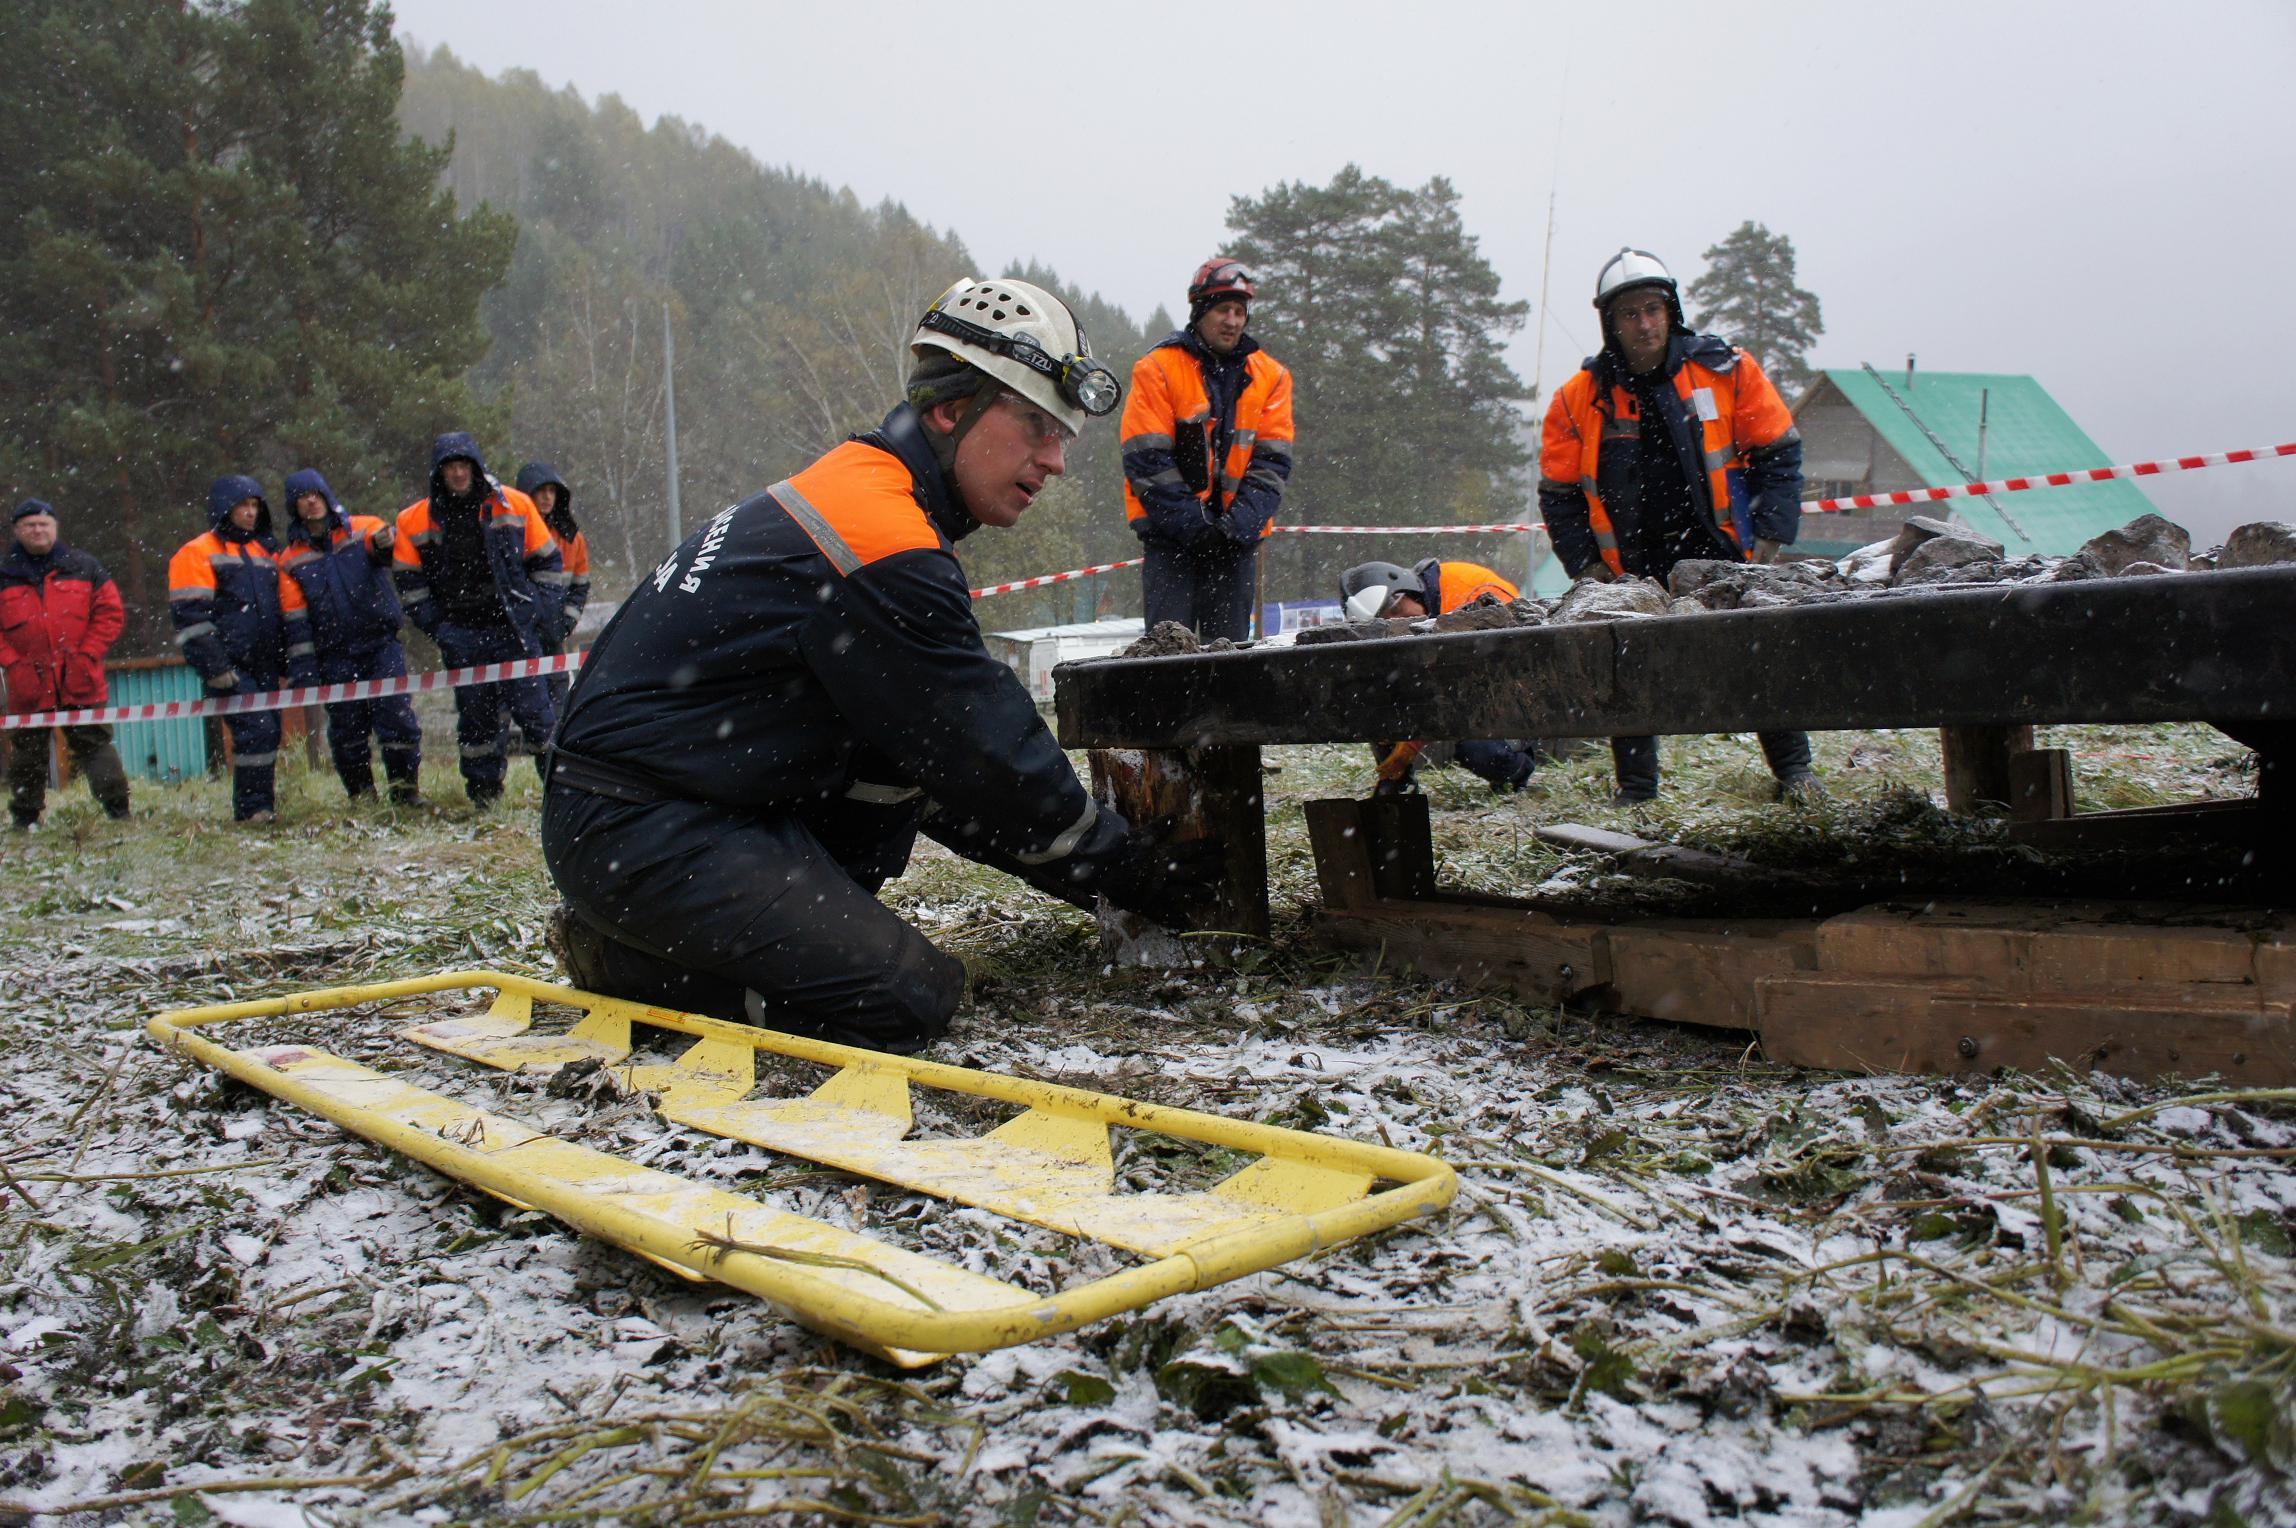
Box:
[1088, 746, 1268, 938]
[2007, 746, 2074, 823]
[1303, 798, 1374, 910]
[1939, 724, 2033, 813]
[1359, 795, 1437, 901]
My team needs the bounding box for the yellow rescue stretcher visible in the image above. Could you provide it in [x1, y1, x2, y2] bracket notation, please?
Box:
[149, 971, 1456, 1366]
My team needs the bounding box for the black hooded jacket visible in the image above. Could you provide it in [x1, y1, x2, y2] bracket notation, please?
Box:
[552, 403, 1129, 904]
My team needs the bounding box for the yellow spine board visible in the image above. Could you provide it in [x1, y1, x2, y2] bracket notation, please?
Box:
[149, 972, 1456, 1365]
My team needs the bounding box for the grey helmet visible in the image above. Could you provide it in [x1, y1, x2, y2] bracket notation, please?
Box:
[1340, 561, 1427, 622]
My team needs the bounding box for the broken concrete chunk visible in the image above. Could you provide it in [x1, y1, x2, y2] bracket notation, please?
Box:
[2078, 513, 2191, 574]
[1117, 620, 1203, 658]
[1889, 515, 1992, 574]
[1894, 534, 2006, 584]
[1551, 575, 1672, 622]
[1428, 600, 1526, 633]
[2217, 521, 2296, 568]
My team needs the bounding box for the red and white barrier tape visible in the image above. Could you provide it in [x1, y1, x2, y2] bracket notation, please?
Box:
[1273, 522, 1537, 535]
[1804, 440, 2296, 513]
[1, 650, 585, 732]
[967, 557, 1144, 598]
[958, 435, 2296, 598]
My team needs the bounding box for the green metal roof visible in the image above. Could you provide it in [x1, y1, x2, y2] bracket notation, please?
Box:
[1811, 369, 2155, 555]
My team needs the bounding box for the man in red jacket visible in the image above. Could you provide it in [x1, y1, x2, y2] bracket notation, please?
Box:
[1, 500, 131, 829]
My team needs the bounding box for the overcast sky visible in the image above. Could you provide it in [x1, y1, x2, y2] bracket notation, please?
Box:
[392, 0, 2295, 542]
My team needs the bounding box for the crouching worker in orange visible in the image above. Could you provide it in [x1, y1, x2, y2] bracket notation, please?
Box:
[1339, 558, 1543, 794]
[541, 278, 1220, 1053]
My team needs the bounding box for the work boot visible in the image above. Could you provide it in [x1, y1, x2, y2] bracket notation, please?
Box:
[388, 781, 424, 808]
[340, 762, 376, 801]
[10, 813, 38, 834]
[546, 902, 611, 993]
[1609, 789, 1657, 810]
[1773, 771, 1826, 805]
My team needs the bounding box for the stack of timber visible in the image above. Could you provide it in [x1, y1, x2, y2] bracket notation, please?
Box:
[1304, 795, 2294, 1086]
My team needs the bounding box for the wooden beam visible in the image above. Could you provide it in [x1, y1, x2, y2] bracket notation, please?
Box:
[1055, 565, 2296, 748]
[2005, 799, 2266, 852]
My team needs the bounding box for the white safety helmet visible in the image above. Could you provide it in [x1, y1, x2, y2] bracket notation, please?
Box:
[1340, 560, 1428, 623]
[1593, 247, 1685, 327]
[911, 277, 1122, 435]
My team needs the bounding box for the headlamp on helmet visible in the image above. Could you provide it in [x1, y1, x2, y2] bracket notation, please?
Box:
[915, 306, 1120, 420]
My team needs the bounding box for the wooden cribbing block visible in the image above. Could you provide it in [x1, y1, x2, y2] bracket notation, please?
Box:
[1303, 798, 1375, 911]
[1815, 901, 2293, 995]
[1359, 795, 1437, 902]
[2008, 747, 2074, 823]
[1757, 972, 2295, 1085]
[1940, 724, 2035, 814]
[1603, 919, 1821, 1031]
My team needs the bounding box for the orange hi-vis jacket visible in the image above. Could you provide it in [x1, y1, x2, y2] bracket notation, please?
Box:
[393, 485, 566, 646]
[1538, 337, 1801, 577]
[1424, 560, 1519, 613]
[167, 536, 313, 692]
[1121, 332, 1295, 548]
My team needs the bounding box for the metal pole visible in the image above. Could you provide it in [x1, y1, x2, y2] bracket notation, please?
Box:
[662, 302, 683, 551]
[1975, 387, 1991, 484]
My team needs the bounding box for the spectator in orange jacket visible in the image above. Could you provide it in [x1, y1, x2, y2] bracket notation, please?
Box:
[1539, 248, 1817, 805]
[1338, 558, 1542, 793]
[1121, 258, 1295, 640]
[168, 476, 317, 822]
[2, 500, 131, 829]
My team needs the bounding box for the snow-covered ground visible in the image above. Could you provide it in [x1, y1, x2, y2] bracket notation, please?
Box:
[1, 729, 2288, 1525]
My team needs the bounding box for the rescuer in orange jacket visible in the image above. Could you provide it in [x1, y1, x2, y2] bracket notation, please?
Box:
[1538, 248, 1818, 805]
[168, 476, 319, 822]
[541, 277, 1219, 1052]
[1121, 258, 1295, 640]
[1338, 558, 1542, 792]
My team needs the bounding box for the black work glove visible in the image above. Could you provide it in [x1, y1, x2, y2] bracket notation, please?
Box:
[1096, 820, 1226, 928]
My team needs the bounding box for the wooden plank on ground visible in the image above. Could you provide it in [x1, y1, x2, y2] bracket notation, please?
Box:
[1813, 901, 2291, 994]
[1756, 972, 2294, 1085]
[1312, 901, 1610, 1007]
[1602, 919, 1821, 1031]
[2005, 799, 2266, 852]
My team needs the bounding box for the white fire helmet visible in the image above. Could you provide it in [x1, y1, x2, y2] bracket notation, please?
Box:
[910, 277, 1121, 435]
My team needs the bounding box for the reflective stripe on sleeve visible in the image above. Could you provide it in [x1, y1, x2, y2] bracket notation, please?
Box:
[767, 479, 861, 576]
[1014, 799, 1101, 866]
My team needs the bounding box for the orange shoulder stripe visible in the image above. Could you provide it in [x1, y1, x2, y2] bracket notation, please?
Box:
[772, 440, 944, 574]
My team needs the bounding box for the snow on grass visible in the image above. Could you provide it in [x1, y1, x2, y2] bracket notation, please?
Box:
[0, 736, 2289, 1525]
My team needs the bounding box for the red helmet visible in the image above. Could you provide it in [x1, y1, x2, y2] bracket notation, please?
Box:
[1187, 257, 1255, 309]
